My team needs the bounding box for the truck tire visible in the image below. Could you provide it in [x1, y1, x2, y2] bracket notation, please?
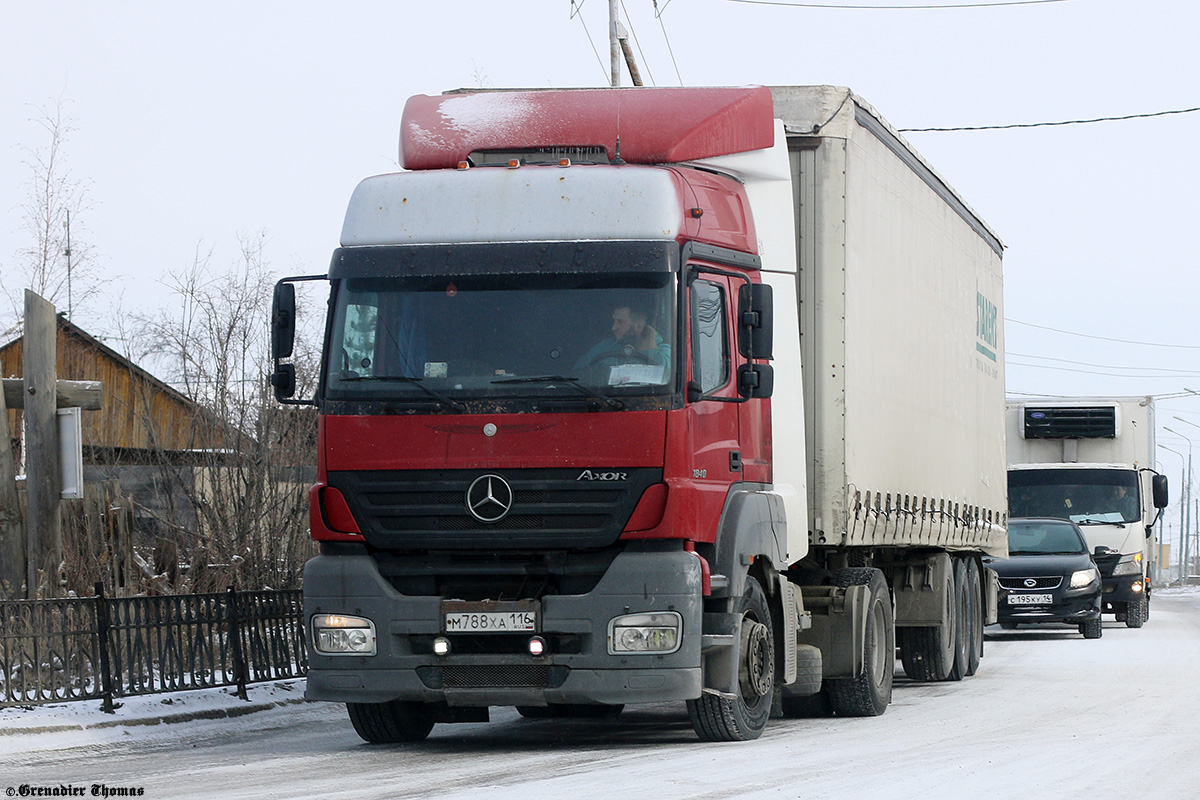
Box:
[780, 645, 827, 718]
[824, 568, 893, 717]
[347, 700, 436, 743]
[1125, 597, 1146, 628]
[687, 576, 774, 741]
[1081, 617, 1103, 639]
[898, 560, 957, 682]
[947, 558, 970, 682]
[964, 557, 983, 676]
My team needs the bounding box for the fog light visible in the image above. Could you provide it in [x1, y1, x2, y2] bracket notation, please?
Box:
[433, 636, 451, 656]
[528, 636, 547, 656]
[608, 612, 682, 655]
[312, 614, 376, 656]
[1132, 581, 1143, 593]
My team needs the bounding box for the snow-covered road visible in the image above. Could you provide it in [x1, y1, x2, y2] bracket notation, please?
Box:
[5, 588, 1199, 800]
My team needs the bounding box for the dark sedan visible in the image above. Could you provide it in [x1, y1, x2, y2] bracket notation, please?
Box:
[985, 517, 1103, 639]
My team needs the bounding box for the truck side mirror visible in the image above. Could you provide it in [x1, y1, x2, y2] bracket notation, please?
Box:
[272, 282, 296, 361]
[1152, 473, 1169, 509]
[738, 283, 773, 361]
[738, 363, 774, 399]
[270, 363, 296, 400]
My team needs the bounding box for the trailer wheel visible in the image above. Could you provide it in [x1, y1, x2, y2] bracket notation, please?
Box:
[1125, 597, 1146, 628]
[687, 576, 774, 741]
[947, 558, 970, 682]
[964, 557, 983, 676]
[898, 560, 957, 682]
[1081, 617, 1103, 639]
[824, 568, 893, 717]
[347, 700, 435, 743]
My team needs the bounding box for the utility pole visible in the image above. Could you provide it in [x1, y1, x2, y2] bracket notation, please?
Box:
[606, 0, 644, 87]
[64, 210, 73, 321]
[609, 0, 621, 87]
[23, 290, 62, 597]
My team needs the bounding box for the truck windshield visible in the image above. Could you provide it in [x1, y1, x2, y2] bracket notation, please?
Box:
[323, 272, 677, 408]
[1008, 468, 1141, 525]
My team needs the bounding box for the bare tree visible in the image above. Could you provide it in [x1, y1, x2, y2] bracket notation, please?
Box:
[133, 233, 319, 591]
[4, 98, 99, 326]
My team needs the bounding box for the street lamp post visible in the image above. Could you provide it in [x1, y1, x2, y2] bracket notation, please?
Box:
[1173, 417, 1200, 576]
[1160, 444, 1186, 582]
[1164, 425, 1194, 578]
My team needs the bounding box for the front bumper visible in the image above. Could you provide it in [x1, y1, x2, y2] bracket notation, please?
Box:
[1101, 573, 1148, 608]
[303, 548, 704, 707]
[997, 585, 1101, 624]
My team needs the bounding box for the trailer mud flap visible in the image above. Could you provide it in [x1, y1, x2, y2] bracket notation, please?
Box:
[794, 584, 868, 679]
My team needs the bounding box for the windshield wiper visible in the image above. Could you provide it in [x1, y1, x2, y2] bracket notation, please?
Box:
[339, 374, 466, 412]
[1074, 517, 1126, 526]
[491, 375, 624, 410]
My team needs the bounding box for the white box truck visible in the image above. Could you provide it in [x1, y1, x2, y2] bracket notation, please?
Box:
[272, 85, 1008, 743]
[1006, 397, 1168, 626]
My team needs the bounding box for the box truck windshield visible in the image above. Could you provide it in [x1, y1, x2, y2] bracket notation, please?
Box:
[1008, 468, 1141, 526]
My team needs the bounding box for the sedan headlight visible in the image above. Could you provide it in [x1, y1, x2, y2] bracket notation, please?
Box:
[608, 612, 681, 655]
[312, 614, 377, 655]
[1112, 553, 1143, 576]
[1069, 568, 1100, 589]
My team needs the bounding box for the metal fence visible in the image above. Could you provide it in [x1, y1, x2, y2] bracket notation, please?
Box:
[0, 585, 306, 711]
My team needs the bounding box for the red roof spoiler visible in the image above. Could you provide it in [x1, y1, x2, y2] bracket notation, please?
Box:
[400, 86, 775, 171]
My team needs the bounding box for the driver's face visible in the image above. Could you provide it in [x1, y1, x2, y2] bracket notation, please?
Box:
[612, 307, 640, 342]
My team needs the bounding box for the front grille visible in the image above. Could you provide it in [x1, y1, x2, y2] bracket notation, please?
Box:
[327, 467, 662, 550]
[1023, 405, 1117, 440]
[998, 576, 1063, 591]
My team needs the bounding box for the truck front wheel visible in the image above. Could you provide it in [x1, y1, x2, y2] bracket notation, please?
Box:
[1125, 597, 1147, 628]
[687, 576, 774, 742]
[347, 700, 436, 743]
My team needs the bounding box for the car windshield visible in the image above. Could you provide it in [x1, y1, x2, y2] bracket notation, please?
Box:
[324, 272, 677, 407]
[1008, 468, 1140, 525]
[1007, 521, 1088, 555]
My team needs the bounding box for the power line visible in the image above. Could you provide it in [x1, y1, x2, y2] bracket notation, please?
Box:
[718, 0, 1072, 8]
[901, 105, 1200, 132]
[1007, 318, 1200, 350]
[571, 0, 610, 83]
[1008, 352, 1200, 376]
[653, 0, 684, 84]
[1006, 360, 1200, 380]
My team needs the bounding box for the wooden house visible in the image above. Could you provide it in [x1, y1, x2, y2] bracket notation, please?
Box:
[1, 315, 237, 466]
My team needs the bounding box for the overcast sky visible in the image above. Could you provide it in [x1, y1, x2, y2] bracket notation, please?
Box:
[2, 0, 1198, 530]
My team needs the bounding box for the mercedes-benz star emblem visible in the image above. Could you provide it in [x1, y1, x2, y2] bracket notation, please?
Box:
[466, 474, 514, 523]
[1023, 578, 1037, 588]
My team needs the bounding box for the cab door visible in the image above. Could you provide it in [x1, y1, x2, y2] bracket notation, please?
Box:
[686, 272, 742, 514]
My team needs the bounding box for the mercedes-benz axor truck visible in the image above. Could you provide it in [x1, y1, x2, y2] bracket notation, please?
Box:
[271, 85, 1008, 743]
[1006, 397, 1168, 627]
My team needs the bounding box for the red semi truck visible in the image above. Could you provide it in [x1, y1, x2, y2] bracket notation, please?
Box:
[271, 85, 1008, 743]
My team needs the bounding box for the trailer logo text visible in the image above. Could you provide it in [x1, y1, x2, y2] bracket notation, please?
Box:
[976, 290, 998, 363]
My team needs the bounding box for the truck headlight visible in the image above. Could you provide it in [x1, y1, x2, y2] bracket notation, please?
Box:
[1069, 568, 1099, 589]
[608, 612, 682, 655]
[313, 614, 377, 655]
[1112, 553, 1143, 577]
